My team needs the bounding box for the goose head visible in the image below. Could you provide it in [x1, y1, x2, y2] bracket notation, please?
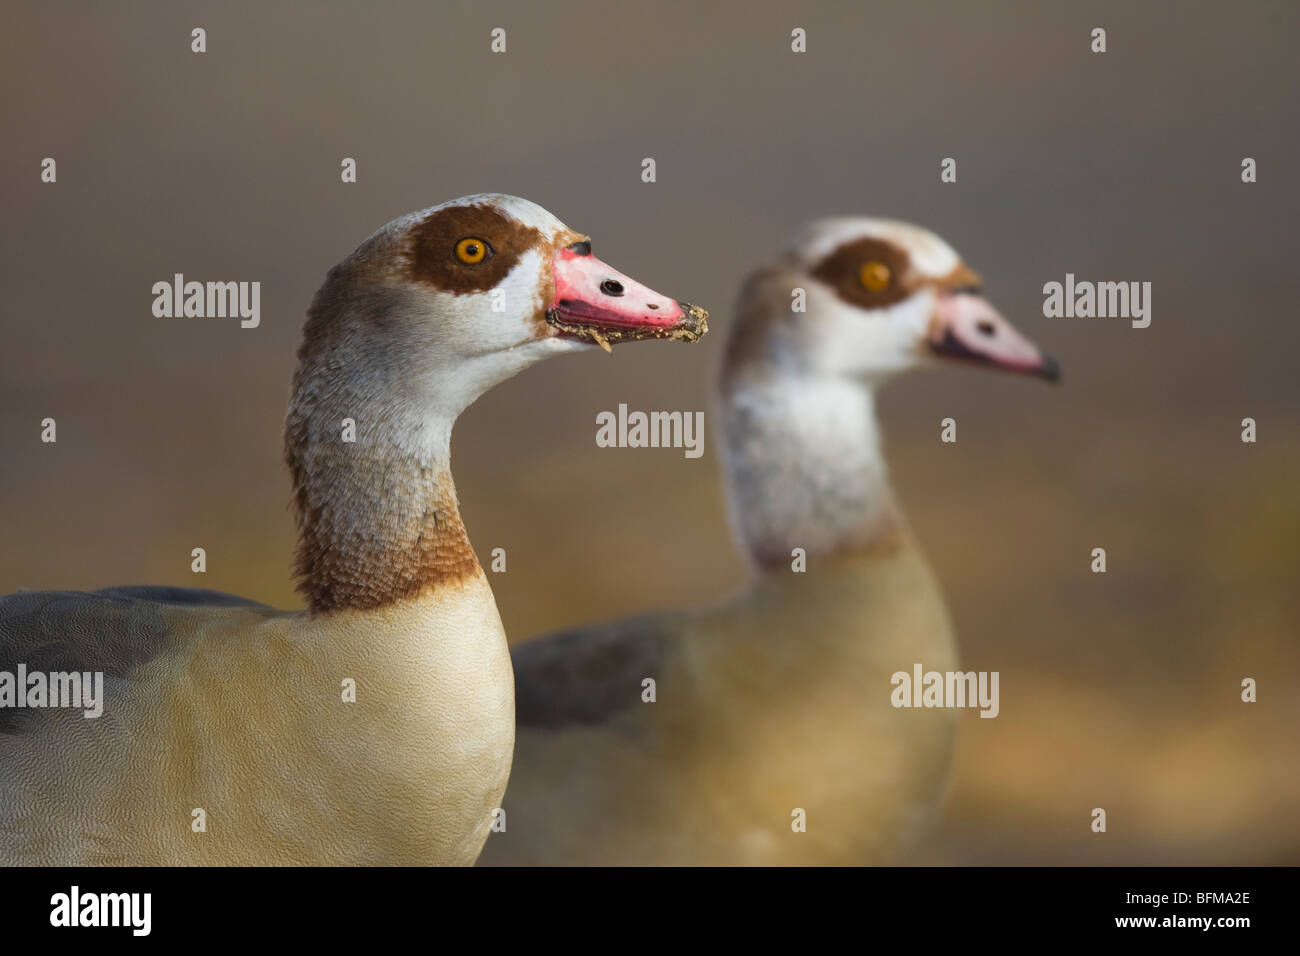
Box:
[285, 195, 708, 611]
[723, 217, 1057, 387]
[296, 193, 708, 426]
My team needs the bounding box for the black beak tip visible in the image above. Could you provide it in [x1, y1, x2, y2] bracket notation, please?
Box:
[1040, 354, 1062, 384]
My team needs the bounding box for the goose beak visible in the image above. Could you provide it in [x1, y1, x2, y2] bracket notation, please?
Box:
[547, 241, 708, 347]
[927, 290, 1060, 382]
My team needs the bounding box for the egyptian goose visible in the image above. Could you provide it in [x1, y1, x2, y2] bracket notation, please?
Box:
[479, 217, 1057, 865]
[0, 194, 707, 865]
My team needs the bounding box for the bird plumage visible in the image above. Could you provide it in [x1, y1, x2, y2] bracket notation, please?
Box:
[0, 194, 706, 865]
[481, 217, 1056, 865]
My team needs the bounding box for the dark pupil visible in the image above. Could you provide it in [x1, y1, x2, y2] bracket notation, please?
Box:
[465, 243, 479, 256]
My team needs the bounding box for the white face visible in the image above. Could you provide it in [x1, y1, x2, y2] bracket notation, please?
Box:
[398, 195, 567, 356]
[783, 217, 961, 278]
[316, 193, 707, 423]
[735, 217, 1056, 384]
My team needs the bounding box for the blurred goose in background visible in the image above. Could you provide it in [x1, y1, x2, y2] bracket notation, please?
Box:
[481, 217, 1057, 865]
[0, 194, 707, 865]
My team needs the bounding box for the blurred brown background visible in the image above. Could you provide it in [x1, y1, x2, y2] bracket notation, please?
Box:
[2, 1, 1297, 863]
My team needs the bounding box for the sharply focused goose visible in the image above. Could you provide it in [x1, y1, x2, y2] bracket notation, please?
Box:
[480, 217, 1057, 865]
[0, 194, 707, 865]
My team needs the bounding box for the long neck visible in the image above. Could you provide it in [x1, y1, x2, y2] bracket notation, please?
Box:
[719, 372, 902, 569]
[285, 398, 481, 614]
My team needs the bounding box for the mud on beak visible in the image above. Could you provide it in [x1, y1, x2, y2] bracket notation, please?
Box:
[546, 241, 708, 350]
[927, 289, 1060, 382]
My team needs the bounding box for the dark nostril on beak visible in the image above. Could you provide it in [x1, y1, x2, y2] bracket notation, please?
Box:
[647, 303, 659, 310]
[600, 279, 625, 297]
[976, 320, 996, 337]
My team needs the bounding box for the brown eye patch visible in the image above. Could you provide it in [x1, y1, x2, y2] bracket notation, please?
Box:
[811, 237, 915, 310]
[405, 203, 545, 295]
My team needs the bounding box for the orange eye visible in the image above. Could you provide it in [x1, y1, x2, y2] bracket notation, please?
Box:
[859, 260, 892, 292]
[455, 237, 490, 264]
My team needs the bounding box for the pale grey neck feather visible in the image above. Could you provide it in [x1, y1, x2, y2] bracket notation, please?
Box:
[719, 373, 899, 567]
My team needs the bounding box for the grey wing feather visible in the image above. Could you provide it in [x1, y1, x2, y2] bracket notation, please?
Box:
[0, 586, 267, 735]
[512, 614, 673, 730]
[90, 585, 269, 608]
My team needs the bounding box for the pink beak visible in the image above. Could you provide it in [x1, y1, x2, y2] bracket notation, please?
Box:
[928, 290, 1060, 382]
[547, 242, 708, 346]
